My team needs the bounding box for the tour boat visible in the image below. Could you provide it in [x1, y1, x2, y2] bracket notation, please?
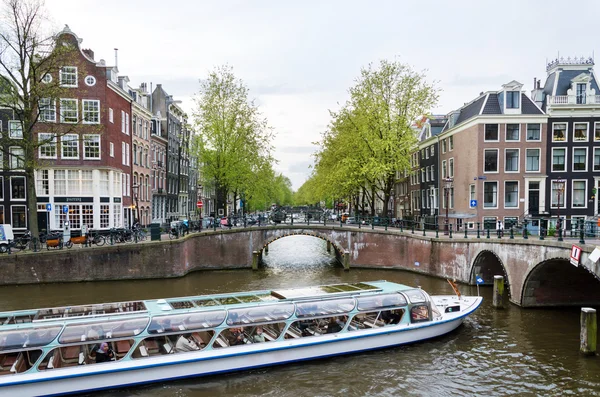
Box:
[0, 280, 482, 396]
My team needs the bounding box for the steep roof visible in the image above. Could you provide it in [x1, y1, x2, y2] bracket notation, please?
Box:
[455, 95, 486, 125]
[482, 94, 500, 114]
[553, 69, 600, 96]
[521, 94, 543, 114]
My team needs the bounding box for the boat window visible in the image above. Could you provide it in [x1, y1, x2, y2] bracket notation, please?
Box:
[356, 293, 407, 311]
[403, 289, 427, 304]
[226, 304, 295, 326]
[349, 309, 405, 331]
[132, 330, 215, 358]
[0, 326, 62, 351]
[410, 305, 430, 323]
[295, 298, 355, 318]
[287, 316, 348, 339]
[0, 349, 43, 375]
[148, 310, 226, 334]
[214, 323, 286, 348]
[59, 317, 149, 344]
[38, 340, 134, 370]
[0, 312, 37, 325]
[34, 301, 146, 321]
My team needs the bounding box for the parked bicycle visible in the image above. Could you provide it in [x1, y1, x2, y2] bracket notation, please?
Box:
[87, 229, 106, 246]
[0, 231, 31, 253]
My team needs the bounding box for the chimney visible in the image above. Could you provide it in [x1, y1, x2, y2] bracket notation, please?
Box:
[537, 79, 541, 89]
[140, 82, 147, 93]
[114, 48, 118, 68]
[82, 48, 94, 60]
[533, 77, 537, 89]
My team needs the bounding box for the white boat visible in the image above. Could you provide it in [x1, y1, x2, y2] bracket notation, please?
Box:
[0, 280, 482, 396]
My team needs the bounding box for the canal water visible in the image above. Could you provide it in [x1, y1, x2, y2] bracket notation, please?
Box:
[1, 236, 600, 396]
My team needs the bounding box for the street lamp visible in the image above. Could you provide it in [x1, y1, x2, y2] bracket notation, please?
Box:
[132, 184, 140, 225]
[553, 179, 566, 240]
[443, 177, 454, 235]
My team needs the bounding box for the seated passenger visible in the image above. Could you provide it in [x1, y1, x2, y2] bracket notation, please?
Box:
[382, 310, 401, 325]
[229, 328, 245, 346]
[94, 342, 114, 363]
[252, 327, 265, 343]
[326, 318, 342, 334]
[175, 334, 200, 352]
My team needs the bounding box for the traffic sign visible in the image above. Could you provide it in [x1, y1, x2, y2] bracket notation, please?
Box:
[196, 201, 203, 209]
[46, 203, 52, 212]
[63, 205, 69, 214]
[476, 276, 484, 285]
[477, 176, 487, 180]
[470, 199, 477, 208]
[570, 245, 582, 267]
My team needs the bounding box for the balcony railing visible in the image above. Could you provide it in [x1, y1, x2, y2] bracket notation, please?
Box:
[548, 95, 600, 105]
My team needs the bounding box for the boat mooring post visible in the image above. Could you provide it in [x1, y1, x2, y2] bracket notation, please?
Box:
[252, 251, 259, 270]
[580, 308, 597, 356]
[264, 244, 269, 254]
[493, 275, 504, 309]
[327, 240, 331, 253]
[343, 250, 350, 271]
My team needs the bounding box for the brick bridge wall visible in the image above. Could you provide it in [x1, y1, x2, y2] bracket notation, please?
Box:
[0, 226, 598, 307]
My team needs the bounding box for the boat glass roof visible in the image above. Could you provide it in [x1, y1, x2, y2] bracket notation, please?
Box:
[59, 317, 149, 344]
[295, 298, 356, 318]
[226, 303, 295, 326]
[357, 293, 408, 311]
[0, 325, 62, 352]
[148, 310, 226, 334]
[272, 282, 380, 300]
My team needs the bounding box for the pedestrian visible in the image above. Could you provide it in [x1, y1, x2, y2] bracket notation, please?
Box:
[496, 220, 504, 238]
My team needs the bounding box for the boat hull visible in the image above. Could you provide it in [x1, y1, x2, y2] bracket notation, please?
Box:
[1, 313, 471, 396]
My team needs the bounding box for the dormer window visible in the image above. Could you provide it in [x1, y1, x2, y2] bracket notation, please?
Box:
[576, 83, 586, 104]
[506, 91, 520, 109]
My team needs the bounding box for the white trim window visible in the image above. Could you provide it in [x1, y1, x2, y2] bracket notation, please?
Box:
[441, 139, 447, 153]
[39, 98, 56, 122]
[484, 149, 498, 173]
[8, 120, 22, 139]
[121, 111, 126, 132]
[126, 113, 130, 134]
[61, 134, 79, 159]
[41, 73, 52, 84]
[83, 134, 101, 160]
[595, 122, 600, 142]
[505, 149, 519, 172]
[36, 170, 49, 196]
[552, 122, 567, 142]
[82, 100, 100, 124]
[110, 142, 114, 157]
[449, 136, 454, 151]
[505, 124, 520, 141]
[84, 75, 96, 86]
[572, 147, 587, 172]
[430, 165, 434, 181]
[526, 124, 541, 141]
[469, 184, 476, 202]
[430, 145, 435, 156]
[449, 158, 454, 177]
[54, 170, 66, 195]
[11, 205, 27, 229]
[9, 146, 24, 169]
[109, 108, 114, 123]
[551, 179, 567, 209]
[551, 148, 566, 172]
[526, 148, 540, 172]
[504, 181, 518, 208]
[594, 148, 600, 171]
[572, 180, 587, 208]
[60, 99, 78, 123]
[441, 160, 447, 178]
[38, 133, 57, 159]
[59, 66, 77, 87]
[484, 124, 499, 142]
[483, 181, 498, 208]
[573, 122, 588, 142]
[506, 91, 520, 109]
[10, 176, 26, 200]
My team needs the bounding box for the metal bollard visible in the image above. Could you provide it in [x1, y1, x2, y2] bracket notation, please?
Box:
[579, 219, 585, 245]
[435, 222, 439, 238]
[539, 228, 545, 240]
[358, 217, 361, 229]
[400, 220, 403, 233]
[134, 231, 138, 244]
[449, 224, 453, 239]
[510, 227, 514, 239]
[411, 221, 415, 234]
[372, 219, 375, 230]
[477, 223, 481, 239]
[7, 239, 11, 255]
[486, 227, 490, 239]
[423, 222, 426, 236]
[464, 226, 468, 238]
[385, 218, 388, 231]
[558, 227, 563, 242]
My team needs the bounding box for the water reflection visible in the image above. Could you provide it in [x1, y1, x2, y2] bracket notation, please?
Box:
[0, 236, 599, 396]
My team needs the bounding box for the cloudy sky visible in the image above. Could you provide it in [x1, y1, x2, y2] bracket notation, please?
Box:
[45, 0, 600, 189]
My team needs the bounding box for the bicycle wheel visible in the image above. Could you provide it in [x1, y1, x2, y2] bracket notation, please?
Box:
[169, 231, 176, 240]
[140, 231, 147, 241]
[124, 233, 133, 243]
[65, 240, 73, 249]
[94, 236, 106, 246]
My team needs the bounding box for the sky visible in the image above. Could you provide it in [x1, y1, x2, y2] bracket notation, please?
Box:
[44, 0, 600, 190]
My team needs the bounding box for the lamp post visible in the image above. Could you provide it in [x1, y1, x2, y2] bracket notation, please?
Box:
[444, 177, 454, 235]
[132, 184, 140, 225]
[553, 179, 566, 240]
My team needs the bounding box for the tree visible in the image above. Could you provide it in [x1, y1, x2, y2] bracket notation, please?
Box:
[193, 65, 274, 215]
[0, 0, 84, 238]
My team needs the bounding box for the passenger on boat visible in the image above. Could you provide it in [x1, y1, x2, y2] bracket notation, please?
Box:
[251, 327, 265, 343]
[175, 334, 200, 352]
[94, 342, 114, 363]
[381, 310, 401, 325]
[326, 317, 342, 334]
[229, 328, 245, 345]
[87, 325, 104, 340]
[298, 319, 315, 336]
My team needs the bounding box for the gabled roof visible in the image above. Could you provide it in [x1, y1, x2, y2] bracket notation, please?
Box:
[455, 95, 486, 125]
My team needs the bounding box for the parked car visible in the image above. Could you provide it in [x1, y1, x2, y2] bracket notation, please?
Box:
[346, 217, 356, 224]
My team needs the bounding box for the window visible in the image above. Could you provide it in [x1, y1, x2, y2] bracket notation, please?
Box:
[109, 108, 114, 123]
[9, 121, 22, 139]
[506, 91, 520, 108]
[41, 73, 52, 83]
[113, 204, 121, 228]
[82, 170, 93, 195]
[552, 123, 567, 142]
[573, 123, 588, 141]
[100, 205, 110, 228]
[430, 145, 435, 156]
[10, 176, 25, 200]
[68, 205, 81, 229]
[121, 110, 125, 132]
[11, 206, 26, 229]
[595, 148, 600, 171]
[59, 66, 77, 87]
[126, 113, 130, 134]
[9, 147, 24, 169]
[526, 124, 541, 141]
[449, 136, 454, 150]
[469, 184, 476, 201]
[526, 149, 540, 172]
[425, 166, 429, 182]
[82, 205, 93, 228]
[110, 142, 114, 157]
[441, 139, 447, 153]
[421, 168, 425, 183]
[504, 181, 518, 208]
[38, 133, 57, 158]
[133, 143, 138, 165]
[39, 98, 56, 122]
[573, 148, 587, 171]
[484, 124, 498, 141]
[83, 135, 100, 159]
[595, 122, 600, 141]
[430, 165, 434, 181]
[126, 143, 130, 165]
[54, 170, 66, 195]
[572, 180, 586, 208]
[68, 170, 79, 194]
[552, 148, 566, 172]
[441, 160, 446, 179]
[100, 171, 109, 195]
[506, 124, 520, 141]
[36, 170, 49, 196]
[505, 149, 519, 172]
[84, 76, 96, 86]
[60, 99, 78, 123]
[61, 134, 79, 159]
[484, 149, 498, 172]
[577, 83, 587, 104]
[483, 181, 498, 208]
[425, 148, 429, 159]
[449, 158, 454, 177]
[82, 100, 100, 124]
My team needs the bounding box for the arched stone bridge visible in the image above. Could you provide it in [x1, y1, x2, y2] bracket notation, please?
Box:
[198, 225, 600, 308]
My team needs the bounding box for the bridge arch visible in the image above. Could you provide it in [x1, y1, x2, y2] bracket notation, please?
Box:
[261, 231, 344, 257]
[470, 249, 511, 297]
[521, 257, 600, 307]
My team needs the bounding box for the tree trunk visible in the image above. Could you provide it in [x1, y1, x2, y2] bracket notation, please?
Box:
[360, 188, 366, 216]
[370, 186, 376, 217]
[26, 166, 39, 238]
